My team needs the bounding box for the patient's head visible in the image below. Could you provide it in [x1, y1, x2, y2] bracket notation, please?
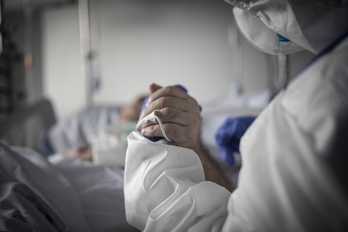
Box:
[117, 95, 147, 124]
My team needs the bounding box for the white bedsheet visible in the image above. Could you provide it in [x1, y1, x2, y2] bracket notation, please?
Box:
[50, 156, 139, 232]
[0, 144, 139, 232]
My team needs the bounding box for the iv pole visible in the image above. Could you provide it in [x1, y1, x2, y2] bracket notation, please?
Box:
[78, 0, 101, 108]
[78, 0, 92, 108]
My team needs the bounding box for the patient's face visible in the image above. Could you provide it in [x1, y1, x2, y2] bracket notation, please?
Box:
[117, 95, 147, 124]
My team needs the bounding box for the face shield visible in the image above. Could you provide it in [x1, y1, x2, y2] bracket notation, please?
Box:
[225, 0, 348, 55]
[233, 7, 304, 55]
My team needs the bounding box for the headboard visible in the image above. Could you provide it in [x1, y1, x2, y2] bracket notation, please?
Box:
[0, 98, 56, 155]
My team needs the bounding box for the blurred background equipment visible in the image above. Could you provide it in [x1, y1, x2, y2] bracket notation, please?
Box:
[0, 0, 76, 119]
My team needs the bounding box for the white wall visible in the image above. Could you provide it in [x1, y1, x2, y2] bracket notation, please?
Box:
[42, 0, 274, 119]
[95, 0, 235, 105]
[95, 0, 272, 105]
[42, 5, 85, 120]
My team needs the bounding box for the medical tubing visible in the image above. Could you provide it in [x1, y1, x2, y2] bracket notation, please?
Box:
[153, 110, 172, 142]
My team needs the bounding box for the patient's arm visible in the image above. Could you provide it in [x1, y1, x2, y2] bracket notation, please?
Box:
[140, 83, 233, 192]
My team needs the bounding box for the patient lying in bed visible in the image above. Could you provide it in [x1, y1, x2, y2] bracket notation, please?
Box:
[46, 95, 147, 164]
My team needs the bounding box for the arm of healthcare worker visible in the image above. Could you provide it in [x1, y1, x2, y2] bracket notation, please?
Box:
[139, 83, 233, 192]
[124, 83, 233, 231]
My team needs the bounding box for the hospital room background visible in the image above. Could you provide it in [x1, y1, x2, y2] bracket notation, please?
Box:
[0, 0, 316, 231]
[0, 0, 315, 121]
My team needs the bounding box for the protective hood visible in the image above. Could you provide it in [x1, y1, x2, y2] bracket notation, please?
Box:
[224, 0, 348, 55]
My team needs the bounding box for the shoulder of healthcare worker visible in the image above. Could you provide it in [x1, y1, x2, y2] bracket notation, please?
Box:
[222, 37, 348, 232]
[124, 131, 231, 232]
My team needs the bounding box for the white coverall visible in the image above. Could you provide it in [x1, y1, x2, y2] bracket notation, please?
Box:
[124, 1, 348, 231]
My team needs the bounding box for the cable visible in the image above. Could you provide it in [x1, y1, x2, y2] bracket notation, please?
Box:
[153, 110, 172, 142]
[136, 110, 173, 142]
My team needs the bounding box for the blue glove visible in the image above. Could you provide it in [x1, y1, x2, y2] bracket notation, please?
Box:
[215, 116, 256, 165]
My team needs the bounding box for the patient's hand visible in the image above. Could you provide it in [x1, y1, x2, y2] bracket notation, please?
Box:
[139, 83, 202, 152]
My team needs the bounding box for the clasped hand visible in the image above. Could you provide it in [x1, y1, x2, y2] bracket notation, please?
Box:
[139, 83, 202, 152]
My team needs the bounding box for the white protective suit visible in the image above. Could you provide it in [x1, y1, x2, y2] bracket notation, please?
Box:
[124, 1, 348, 231]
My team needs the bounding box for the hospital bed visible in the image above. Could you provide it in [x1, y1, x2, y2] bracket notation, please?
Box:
[0, 98, 138, 231]
[0, 96, 265, 231]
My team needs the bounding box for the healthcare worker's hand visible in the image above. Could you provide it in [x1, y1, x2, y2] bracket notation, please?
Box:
[140, 83, 234, 192]
[139, 83, 202, 152]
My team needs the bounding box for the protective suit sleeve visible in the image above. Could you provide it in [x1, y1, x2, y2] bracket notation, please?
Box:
[124, 132, 231, 232]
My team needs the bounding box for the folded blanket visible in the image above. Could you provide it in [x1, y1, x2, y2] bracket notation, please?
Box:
[215, 116, 256, 165]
